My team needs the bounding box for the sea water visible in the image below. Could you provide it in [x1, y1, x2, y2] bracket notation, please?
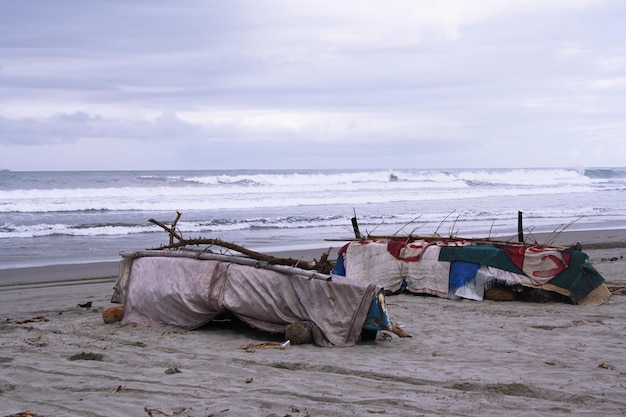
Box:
[1, 167, 625, 269]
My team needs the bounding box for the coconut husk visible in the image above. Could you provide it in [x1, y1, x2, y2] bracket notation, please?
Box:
[285, 322, 313, 345]
[102, 305, 124, 323]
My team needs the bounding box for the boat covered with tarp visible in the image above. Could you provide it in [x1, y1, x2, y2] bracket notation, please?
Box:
[332, 236, 610, 306]
[111, 246, 399, 347]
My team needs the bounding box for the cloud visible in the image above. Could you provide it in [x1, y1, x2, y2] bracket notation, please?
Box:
[1, 0, 625, 170]
[588, 77, 626, 89]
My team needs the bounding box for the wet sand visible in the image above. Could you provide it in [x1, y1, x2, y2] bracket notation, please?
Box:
[1, 229, 625, 416]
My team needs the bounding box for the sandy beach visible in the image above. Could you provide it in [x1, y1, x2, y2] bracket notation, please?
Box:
[1, 229, 625, 416]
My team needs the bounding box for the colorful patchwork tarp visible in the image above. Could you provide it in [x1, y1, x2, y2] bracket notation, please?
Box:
[336, 239, 609, 305]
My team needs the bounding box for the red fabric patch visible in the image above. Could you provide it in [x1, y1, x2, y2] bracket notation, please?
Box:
[386, 240, 408, 259]
[387, 240, 428, 262]
[503, 245, 526, 270]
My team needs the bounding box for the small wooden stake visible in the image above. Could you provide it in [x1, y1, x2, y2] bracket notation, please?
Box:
[351, 208, 363, 239]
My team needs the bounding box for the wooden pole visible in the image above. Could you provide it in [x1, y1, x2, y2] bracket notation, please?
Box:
[351, 208, 363, 239]
[518, 211, 524, 243]
[351, 216, 362, 239]
[119, 250, 333, 281]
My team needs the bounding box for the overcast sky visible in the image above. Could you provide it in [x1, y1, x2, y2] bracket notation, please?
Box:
[1, 0, 625, 171]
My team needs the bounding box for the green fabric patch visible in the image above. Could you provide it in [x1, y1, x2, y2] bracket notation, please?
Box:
[439, 245, 605, 302]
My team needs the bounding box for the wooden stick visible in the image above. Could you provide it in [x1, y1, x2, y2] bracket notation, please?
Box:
[169, 211, 182, 246]
[149, 214, 332, 271]
[351, 208, 363, 239]
[325, 234, 568, 249]
[393, 215, 422, 237]
[149, 217, 184, 241]
[152, 236, 316, 270]
[144, 407, 170, 417]
[120, 250, 333, 281]
[433, 210, 456, 236]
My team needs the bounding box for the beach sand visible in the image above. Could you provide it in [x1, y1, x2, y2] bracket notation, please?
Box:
[1, 230, 625, 416]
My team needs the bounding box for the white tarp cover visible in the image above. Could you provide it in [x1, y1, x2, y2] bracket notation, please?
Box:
[121, 256, 378, 347]
[344, 240, 451, 297]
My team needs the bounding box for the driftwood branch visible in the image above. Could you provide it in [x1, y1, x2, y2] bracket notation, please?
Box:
[543, 216, 583, 246]
[433, 210, 456, 237]
[120, 250, 333, 281]
[148, 215, 334, 273]
[149, 216, 184, 241]
[393, 215, 422, 237]
[169, 211, 182, 245]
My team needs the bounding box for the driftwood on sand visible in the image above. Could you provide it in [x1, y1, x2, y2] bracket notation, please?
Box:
[119, 249, 334, 282]
[148, 212, 334, 273]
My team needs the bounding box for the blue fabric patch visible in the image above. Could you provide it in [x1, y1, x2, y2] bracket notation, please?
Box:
[363, 290, 392, 331]
[332, 253, 346, 276]
[448, 261, 480, 291]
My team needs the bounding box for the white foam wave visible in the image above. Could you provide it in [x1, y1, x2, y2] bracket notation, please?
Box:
[457, 168, 596, 186]
[0, 168, 605, 214]
[0, 222, 153, 239]
[0, 185, 592, 213]
[0, 214, 351, 239]
[179, 168, 603, 188]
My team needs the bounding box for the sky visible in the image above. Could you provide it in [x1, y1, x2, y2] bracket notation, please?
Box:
[1, 0, 625, 171]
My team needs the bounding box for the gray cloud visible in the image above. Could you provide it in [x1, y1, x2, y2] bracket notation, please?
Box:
[1, 0, 625, 170]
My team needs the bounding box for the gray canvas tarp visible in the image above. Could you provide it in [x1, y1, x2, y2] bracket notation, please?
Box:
[119, 256, 379, 347]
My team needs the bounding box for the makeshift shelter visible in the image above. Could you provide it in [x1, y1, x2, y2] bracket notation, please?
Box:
[332, 238, 611, 306]
[112, 250, 394, 347]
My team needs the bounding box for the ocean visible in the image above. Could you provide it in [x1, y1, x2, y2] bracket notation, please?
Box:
[1, 167, 625, 269]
